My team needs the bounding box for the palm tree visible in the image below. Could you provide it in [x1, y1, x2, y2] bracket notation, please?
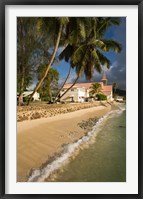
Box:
[53, 18, 88, 102]
[58, 17, 122, 101]
[27, 17, 69, 105]
[113, 82, 118, 97]
[89, 82, 102, 97]
[17, 17, 50, 106]
[53, 45, 76, 103]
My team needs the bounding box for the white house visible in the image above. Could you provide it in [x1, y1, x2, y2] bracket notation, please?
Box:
[60, 83, 90, 103]
[60, 73, 113, 102]
[22, 91, 40, 101]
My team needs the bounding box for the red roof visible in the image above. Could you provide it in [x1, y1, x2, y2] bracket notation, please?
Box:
[103, 91, 112, 96]
[63, 82, 112, 96]
[63, 82, 103, 89]
[102, 85, 112, 91]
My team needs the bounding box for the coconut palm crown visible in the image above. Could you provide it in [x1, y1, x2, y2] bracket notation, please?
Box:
[57, 17, 122, 101]
[71, 17, 122, 80]
[89, 82, 103, 97]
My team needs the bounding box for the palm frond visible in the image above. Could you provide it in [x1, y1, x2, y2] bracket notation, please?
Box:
[89, 82, 102, 96]
[74, 46, 89, 77]
[84, 63, 94, 80]
[92, 40, 107, 52]
[59, 17, 69, 25]
[71, 44, 87, 64]
[96, 50, 111, 69]
[97, 17, 121, 37]
[100, 39, 122, 53]
[79, 21, 86, 39]
[59, 44, 75, 62]
[94, 62, 102, 74]
[91, 49, 100, 63]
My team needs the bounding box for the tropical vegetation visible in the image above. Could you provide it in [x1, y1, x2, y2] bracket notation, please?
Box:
[113, 82, 118, 98]
[89, 82, 103, 97]
[96, 93, 107, 101]
[17, 17, 122, 105]
[37, 64, 59, 102]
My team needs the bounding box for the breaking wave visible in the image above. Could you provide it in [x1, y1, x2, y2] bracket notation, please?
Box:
[28, 105, 126, 182]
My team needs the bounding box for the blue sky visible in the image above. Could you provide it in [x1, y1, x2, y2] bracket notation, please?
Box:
[53, 17, 126, 90]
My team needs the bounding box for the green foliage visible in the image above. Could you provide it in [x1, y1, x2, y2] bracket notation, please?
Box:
[89, 82, 102, 96]
[96, 93, 107, 101]
[36, 17, 68, 47]
[59, 17, 122, 81]
[113, 82, 118, 97]
[113, 93, 118, 99]
[17, 17, 53, 94]
[17, 18, 36, 93]
[17, 17, 122, 105]
[23, 95, 34, 103]
[96, 17, 121, 37]
[37, 64, 59, 101]
[123, 95, 126, 100]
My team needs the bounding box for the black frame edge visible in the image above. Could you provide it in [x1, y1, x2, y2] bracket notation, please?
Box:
[138, 1, 143, 198]
[0, 0, 142, 5]
[0, 0, 5, 199]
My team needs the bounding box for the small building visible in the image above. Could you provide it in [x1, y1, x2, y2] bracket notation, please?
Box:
[60, 73, 113, 103]
[116, 96, 124, 102]
[17, 91, 40, 101]
[60, 84, 90, 103]
[23, 91, 40, 101]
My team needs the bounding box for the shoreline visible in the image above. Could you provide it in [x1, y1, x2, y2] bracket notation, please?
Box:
[17, 102, 119, 182]
[17, 101, 109, 122]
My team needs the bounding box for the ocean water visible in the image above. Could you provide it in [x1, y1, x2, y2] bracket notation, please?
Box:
[28, 104, 126, 182]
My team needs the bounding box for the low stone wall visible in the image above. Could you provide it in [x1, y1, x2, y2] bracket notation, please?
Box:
[17, 101, 109, 122]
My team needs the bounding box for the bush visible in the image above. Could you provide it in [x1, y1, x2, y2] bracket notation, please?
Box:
[23, 96, 29, 103]
[123, 95, 126, 100]
[96, 94, 107, 101]
[113, 93, 118, 99]
[23, 96, 34, 104]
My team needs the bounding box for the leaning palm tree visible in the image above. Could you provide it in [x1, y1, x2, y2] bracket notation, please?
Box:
[53, 45, 76, 103]
[53, 17, 88, 102]
[89, 82, 102, 97]
[58, 17, 122, 101]
[27, 17, 69, 105]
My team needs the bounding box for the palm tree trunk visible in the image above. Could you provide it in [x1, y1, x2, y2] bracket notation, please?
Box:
[27, 23, 63, 105]
[58, 75, 79, 101]
[53, 65, 72, 103]
[18, 66, 24, 106]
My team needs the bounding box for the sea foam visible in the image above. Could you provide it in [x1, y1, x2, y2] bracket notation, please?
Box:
[28, 106, 125, 182]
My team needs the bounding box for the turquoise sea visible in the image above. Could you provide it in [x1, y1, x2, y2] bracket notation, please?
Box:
[28, 104, 126, 182]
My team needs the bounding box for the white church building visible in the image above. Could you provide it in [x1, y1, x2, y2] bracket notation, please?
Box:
[60, 73, 113, 103]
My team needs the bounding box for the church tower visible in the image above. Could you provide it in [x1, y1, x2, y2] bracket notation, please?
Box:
[102, 72, 107, 85]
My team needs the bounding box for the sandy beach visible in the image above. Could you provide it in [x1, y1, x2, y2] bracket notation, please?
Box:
[17, 102, 114, 182]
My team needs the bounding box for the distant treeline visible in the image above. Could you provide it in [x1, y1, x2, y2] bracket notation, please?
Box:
[115, 89, 126, 96]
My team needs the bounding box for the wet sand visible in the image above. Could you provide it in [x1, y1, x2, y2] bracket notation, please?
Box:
[17, 103, 112, 182]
